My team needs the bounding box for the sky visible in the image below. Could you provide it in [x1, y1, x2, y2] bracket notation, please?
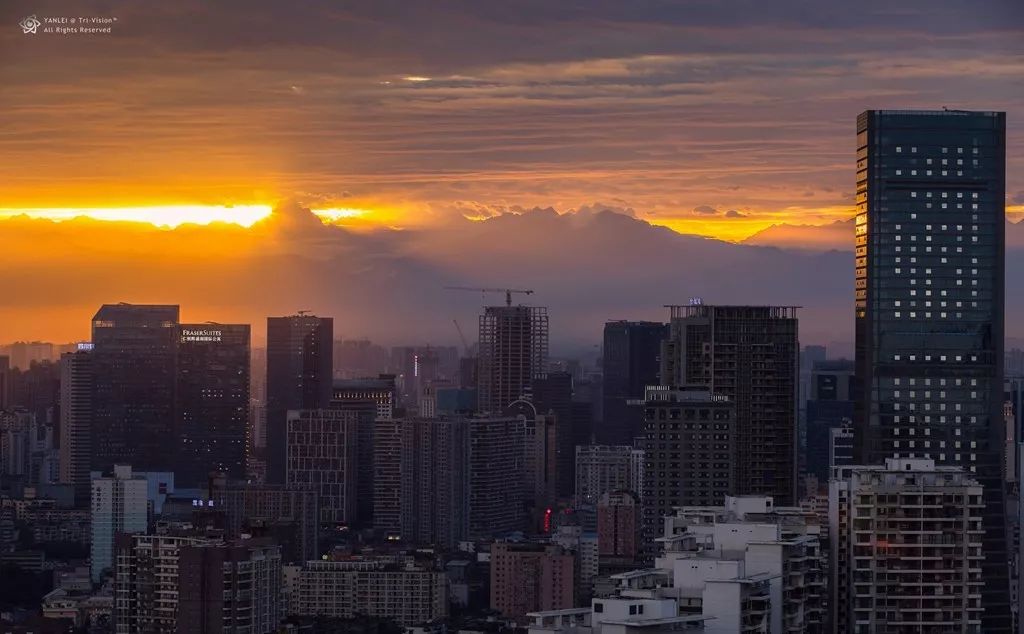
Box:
[0, 0, 1022, 347]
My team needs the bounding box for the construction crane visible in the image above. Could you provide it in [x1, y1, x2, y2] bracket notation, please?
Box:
[452, 319, 471, 356]
[444, 286, 534, 307]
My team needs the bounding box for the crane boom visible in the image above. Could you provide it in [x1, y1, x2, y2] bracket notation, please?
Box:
[444, 286, 534, 307]
[453, 319, 471, 355]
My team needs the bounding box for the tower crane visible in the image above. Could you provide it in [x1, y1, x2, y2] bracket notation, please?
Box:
[444, 286, 534, 307]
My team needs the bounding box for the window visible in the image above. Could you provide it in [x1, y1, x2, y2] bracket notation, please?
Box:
[594, 603, 604, 613]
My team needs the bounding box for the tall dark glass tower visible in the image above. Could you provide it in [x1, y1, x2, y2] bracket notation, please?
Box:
[854, 109, 1008, 630]
[602, 321, 667, 445]
[90, 304, 179, 472]
[266, 315, 333, 484]
[177, 323, 250, 487]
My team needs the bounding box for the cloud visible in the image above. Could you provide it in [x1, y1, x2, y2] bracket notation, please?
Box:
[725, 209, 748, 218]
[692, 205, 719, 215]
[1013, 191, 1024, 205]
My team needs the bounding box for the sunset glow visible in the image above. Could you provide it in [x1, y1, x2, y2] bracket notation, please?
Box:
[0, 205, 273, 228]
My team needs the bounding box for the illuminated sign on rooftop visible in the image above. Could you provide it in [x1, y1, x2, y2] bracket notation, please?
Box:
[181, 329, 222, 343]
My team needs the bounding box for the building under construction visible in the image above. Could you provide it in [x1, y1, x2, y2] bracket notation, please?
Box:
[477, 305, 549, 414]
[661, 304, 799, 504]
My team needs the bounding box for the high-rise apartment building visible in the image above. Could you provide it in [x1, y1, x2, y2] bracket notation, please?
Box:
[332, 374, 396, 525]
[477, 305, 548, 414]
[597, 490, 639, 561]
[371, 417, 469, 547]
[176, 323, 250, 487]
[830, 458, 984, 633]
[176, 540, 283, 634]
[285, 409, 358, 525]
[91, 464, 148, 582]
[853, 109, 1008, 629]
[113, 532, 220, 634]
[467, 416, 525, 539]
[289, 558, 448, 626]
[59, 349, 93, 507]
[639, 386, 735, 547]
[602, 321, 667, 445]
[207, 476, 319, 563]
[490, 542, 575, 620]
[91, 304, 179, 473]
[574, 445, 644, 506]
[661, 304, 799, 504]
[266, 314, 333, 484]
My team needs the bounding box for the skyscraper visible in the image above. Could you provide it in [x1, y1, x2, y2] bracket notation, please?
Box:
[661, 304, 799, 504]
[90, 304, 179, 473]
[266, 314, 333, 484]
[59, 348, 93, 507]
[477, 305, 548, 414]
[176, 323, 250, 487]
[854, 109, 1008, 629]
[602, 321, 667, 444]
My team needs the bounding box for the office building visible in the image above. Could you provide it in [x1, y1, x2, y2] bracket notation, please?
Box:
[574, 445, 643, 507]
[532, 371, 577, 498]
[91, 304, 179, 473]
[805, 359, 855, 482]
[853, 109, 1008, 629]
[661, 304, 799, 505]
[289, 558, 448, 626]
[176, 323, 250, 487]
[491, 542, 575, 620]
[829, 458, 983, 632]
[639, 386, 735, 548]
[59, 349, 93, 507]
[91, 464, 148, 582]
[207, 476, 319, 563]
[266, 314, 333, 484]
[477, 305, 549, 414]
[285, 409, 358, 525]
[602, 321, 667, 445]
[176, 540, 283, 634]
[830, 424, 854, 473]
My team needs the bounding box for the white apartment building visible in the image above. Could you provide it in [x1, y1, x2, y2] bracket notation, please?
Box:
[90, 464, 148, 582]
[829, 458, 984, 634]
[288, 558, 448, 626]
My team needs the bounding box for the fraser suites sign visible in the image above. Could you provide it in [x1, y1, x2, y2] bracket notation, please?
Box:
[181, 329, 223, 343]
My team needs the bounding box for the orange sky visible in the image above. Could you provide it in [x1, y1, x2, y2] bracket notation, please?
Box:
[0, 1, 1022, 344]
[1, 1, 1020, 244]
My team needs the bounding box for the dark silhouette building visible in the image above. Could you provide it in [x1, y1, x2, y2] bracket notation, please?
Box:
[661, 304, 799, 504]
[266, 314, 333, 484]
[477, 305, 548, 414]
[639, 386, 735, 548]
[854, 109, 1009, 629]
[804, 359, 854, 483]
[176, 323, 250, 487]
[602, 321, 666, 445]
[90, 303, 179, 472]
